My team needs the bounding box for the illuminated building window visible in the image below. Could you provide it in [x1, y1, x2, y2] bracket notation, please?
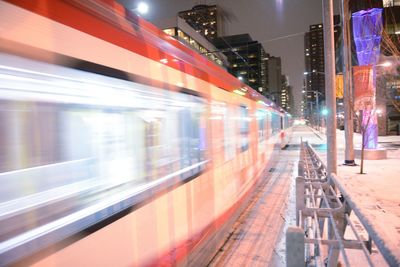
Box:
[164, 28, 175, 36]
[177, 29, 185, 39]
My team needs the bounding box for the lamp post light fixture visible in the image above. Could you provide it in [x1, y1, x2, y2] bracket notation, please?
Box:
[133, 2, 149, 15]
[376, 61, 392, 68]
[303, 88, 323, 130]
[304, 70, 329, 130]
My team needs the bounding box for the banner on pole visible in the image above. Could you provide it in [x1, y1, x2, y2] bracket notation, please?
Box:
[353, 65, 374, 111]
[335, 74, 343, 99]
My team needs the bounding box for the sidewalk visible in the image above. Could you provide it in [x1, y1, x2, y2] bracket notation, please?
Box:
[312, 126, 400, 264]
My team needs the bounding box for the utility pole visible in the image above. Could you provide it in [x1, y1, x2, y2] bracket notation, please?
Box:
[323, 0, 337, 174]
[341, 0, 356, 165]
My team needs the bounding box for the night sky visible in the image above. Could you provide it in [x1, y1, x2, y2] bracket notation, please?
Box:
[120, 0, 340, 115]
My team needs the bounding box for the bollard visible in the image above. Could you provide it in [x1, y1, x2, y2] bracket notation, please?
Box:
[298, 160, 305, 177]
[295, 177, 305, 225]
[286, 227, 305, 267]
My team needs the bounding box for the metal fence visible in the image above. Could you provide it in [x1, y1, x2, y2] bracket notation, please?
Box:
[286, 141, 399, 267]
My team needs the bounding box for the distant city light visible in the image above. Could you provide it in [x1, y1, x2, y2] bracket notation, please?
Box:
[238, 76, 243, 81]
[137, 2, 149, 14]
[321, 108, 328, 116]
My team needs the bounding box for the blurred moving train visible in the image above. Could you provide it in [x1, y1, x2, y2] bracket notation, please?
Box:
[0, 0, 292, 265]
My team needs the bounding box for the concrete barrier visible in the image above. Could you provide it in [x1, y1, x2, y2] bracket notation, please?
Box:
[286, 226, 305, 267]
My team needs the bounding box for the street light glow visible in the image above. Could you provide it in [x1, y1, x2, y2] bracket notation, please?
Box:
[137, 2, 149, 14]
[379, 61, 392, 68]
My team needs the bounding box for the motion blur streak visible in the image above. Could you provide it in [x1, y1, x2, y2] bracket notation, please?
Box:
[0, 1, 292, 266]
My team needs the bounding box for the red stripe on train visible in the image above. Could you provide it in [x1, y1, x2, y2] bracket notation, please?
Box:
[4, 0, 247, 95]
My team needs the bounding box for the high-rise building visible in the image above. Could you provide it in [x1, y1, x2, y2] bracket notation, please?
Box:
[281, 75, 292, 111]
[267, 56, 282, 104]
[304, 15, 341, 116]
[178, 5, 220, 41]
[156, 17, 228, 68]
[212, 34, 269, 96]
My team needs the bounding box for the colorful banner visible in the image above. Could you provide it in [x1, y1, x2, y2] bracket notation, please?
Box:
[335, 74, 343, 99]
[352, 8, 383, 66]
[352, 8, 382, 150]
[353, 65, 375, 111]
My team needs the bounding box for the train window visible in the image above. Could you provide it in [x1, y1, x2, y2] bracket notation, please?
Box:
[266, 111, 272, 139]
[256, 109, 267, 144]
[210, 101, 235, 162]
[141, 109, 181, 180]
[271, 112, 281, 135]
[177, 93, 207, 177]
[238, 105, 249, 152]
[210, 101, 226, 160]
[224, 105, 236, 161]
[61, 108, 143, 184]
[0, 101, 60, 173]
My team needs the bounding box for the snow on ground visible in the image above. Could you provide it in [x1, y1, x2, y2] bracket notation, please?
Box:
[317, 127, 400, 264]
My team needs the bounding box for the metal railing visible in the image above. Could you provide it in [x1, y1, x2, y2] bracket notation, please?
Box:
[286, 141, 399, 267]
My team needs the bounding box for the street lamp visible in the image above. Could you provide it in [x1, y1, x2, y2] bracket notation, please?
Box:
[132, 2, 149, 15]
[304, 71, 324, 129]
[304, 70, 325, 75]
[376, 61, 392, 68]
[310, 90, 323, 130]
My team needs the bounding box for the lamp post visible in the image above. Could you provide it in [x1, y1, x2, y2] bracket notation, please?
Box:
[323, 0, 337, 175]
[306, 90, 323, 129]
[303, 72, 324, 130]
[340, 0, 356, 166]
